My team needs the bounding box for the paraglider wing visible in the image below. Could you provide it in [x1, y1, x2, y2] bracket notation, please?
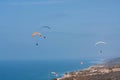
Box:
[51, 72, 56, 75]
[95, 41, 107, 46]
[80, 61, 83, 65]
[42, 26, 51, 29]
[32, 32, 42, 37]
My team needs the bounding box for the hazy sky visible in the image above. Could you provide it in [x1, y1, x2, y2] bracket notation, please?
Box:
[0, 0, 120, 60]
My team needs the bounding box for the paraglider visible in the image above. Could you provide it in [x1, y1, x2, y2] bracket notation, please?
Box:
[51, 72, 58, 77]
[32, 32, 42, 46]
[100, 50, 102, 53]
[41, 26, 51, 39]
[80, 61, 83, 65]
[95, 41, 107, 53]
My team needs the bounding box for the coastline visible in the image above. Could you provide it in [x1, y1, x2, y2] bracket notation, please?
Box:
[55, 58, 120, 80]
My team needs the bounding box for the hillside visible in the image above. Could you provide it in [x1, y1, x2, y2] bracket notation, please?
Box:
[54, 57, 120, 80]
[103, 57, 120, 67]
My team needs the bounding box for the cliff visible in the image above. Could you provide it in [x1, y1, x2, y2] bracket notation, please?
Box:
[55, 57, 120, 80]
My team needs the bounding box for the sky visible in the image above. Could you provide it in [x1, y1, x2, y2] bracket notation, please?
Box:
[0, 0, 120, 60]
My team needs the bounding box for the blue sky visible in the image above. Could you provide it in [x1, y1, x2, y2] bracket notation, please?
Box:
[0, 0, 120, 60]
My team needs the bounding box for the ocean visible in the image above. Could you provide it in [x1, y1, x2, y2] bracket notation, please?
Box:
[0, 59, 99, 80]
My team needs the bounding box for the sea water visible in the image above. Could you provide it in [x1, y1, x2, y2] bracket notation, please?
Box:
[0, 59, 99, 80]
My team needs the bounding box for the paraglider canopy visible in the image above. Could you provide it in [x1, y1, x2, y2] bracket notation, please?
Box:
[95, 41, 107, 46]
[80, 61, 83, 65]
[32, 32, 42, 37]
[42, 26, 51, 29]
[51, 72, 56, 74]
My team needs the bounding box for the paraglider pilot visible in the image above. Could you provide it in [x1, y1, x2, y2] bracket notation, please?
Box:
[36, 43, 39, 46]
[43, 36, 46, 39]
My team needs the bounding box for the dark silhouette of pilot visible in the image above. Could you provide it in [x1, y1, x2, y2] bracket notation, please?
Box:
[36, 43, 38, 46]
